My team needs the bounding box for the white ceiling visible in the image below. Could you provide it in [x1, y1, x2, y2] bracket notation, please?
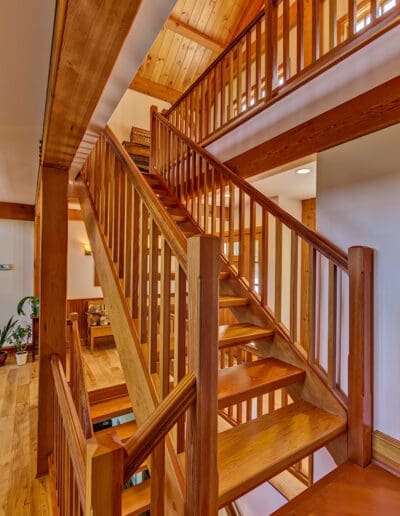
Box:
[0, 0, 56, 204]
[249, 161, 316, 200]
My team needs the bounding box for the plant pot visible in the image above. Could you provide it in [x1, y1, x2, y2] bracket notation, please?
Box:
[0, 351, 8, 366]
[16, 351, 28, 366]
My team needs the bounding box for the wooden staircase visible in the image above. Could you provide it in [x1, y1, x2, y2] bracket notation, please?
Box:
[69, 114, 372, 514]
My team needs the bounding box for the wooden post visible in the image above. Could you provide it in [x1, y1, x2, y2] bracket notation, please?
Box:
[185, 235, 219, 515]
[85, 434, 125, 516]
[37, 166, 68, 475]
[348, 246, 373, 467]
[150, 105, 158, 174]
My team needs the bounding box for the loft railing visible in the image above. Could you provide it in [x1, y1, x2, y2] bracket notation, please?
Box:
[79, 126, 220, 513]
[165, 0, 399, 144]
[151, 108, 373, 434]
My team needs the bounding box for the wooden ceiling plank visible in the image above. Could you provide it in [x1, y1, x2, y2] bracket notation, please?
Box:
[0, 202, 35, 221]
[230, 0, 265, 41]
[41, 0, 143, 170]
[165, 16, 224, 54]
[129, 76, 181, 104]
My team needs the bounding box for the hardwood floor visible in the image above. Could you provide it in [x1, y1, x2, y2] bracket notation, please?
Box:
[0, 341, 124, 516]
[0, 360, 51, 516]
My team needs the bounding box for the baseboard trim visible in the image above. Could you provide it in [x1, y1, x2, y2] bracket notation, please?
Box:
[372, 430, 400, 476]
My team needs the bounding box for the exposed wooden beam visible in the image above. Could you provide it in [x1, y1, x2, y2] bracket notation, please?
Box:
[230, 0, 264, 40]
[0, 202, 35, 221]
[226, 76, 400, 178]
[41, 0, 143, 170]
[165, 16, 225, 54]
[130, 75, 181, 104]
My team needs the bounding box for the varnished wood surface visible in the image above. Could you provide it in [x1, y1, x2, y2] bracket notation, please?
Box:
[0, 202, 35, 221]
[90, 394, 132, 424]
[122, 479, 151, 516]
[218, 323, 274, 348]
[218, 357, 306, 409]
[272, 462, 400, 515]
[217, 400, 346, 507]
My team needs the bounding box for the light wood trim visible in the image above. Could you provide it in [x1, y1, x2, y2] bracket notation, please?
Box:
[348, 246, 373, 466]
[129, 75, 181, 103]
[123, 372, 196, 482]
[185, 235, 220, 515]
[37, 167, 68, 475]
[373, 430, 400, 476]
[165, 16, 224, 54]
[0, 202, 35, 221]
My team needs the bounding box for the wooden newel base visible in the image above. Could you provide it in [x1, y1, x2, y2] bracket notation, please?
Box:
[348, 246, 373, 467]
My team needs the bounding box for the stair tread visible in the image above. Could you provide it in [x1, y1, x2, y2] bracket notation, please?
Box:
[218, 400, 346, 507]
[122, 479, 151, 516]
[90, 395, 132, 423]
[219, 323, 274, 348]
[219, 295, 249, 308]
[220, 271, 230, 280]
[218, 357, 306, 409]
[95, 420, 138, 441]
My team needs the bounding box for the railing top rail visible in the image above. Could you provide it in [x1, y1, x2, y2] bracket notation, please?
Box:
[51, 354, 87, 504]
[154, 111, 348, 271]
[166, 9, 265, 115]
[123, 371, 196, 483]
[103, 125, 188, 273]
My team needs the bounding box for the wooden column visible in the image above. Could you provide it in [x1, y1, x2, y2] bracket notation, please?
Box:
[185, 235, 219, 515]
[348, 246, 373, 467]
[37, 166, 68, 475]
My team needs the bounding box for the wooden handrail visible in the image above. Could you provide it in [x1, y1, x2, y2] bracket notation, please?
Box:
[123, 371, 196, 483]
[103, 125, 188, 273]
[51, 354, 87, 505]
[153, 110, 348, 271]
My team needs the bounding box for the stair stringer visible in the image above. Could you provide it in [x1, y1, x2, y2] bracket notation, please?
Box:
[77, 177, 185, 514]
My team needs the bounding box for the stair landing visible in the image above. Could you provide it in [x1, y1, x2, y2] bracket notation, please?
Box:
[272, 462, 400, 515]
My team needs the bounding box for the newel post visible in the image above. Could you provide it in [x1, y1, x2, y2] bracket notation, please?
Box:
[186, 235, 220, 515]
[348, 246, 373, 467]
[85, 433, 125, 516]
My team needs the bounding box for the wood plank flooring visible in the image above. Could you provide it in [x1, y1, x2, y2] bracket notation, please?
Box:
[0, 342, 125, 516]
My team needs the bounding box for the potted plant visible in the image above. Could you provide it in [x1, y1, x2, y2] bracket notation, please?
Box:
[0, 316, 17, 365]
[11, 324, 32, 366]
[17, 296, 39, 317]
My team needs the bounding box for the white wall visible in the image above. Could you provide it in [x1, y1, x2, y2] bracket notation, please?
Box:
[67, 221, 102, 300]
[317, 123, 400, 439]
[0, 220, 33, 327]
[108, 90, 171, 142]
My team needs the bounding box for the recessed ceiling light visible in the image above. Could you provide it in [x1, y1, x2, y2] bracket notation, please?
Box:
[296, 168, 311, 175]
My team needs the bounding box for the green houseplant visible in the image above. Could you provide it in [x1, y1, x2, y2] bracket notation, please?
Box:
[0, 316, 17, 366]
[17, 296, 40, 317]
[11, 324, 32, 366]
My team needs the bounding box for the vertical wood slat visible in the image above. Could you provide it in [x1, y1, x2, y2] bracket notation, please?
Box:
[249, 200, 256, 291]
[138, 202, 149, 343]
[238, 190, 245, 276]
[297, 0, 305, 73]
[275, 220, 283, 322]
[290, 231, 299, 342]
[118, 166, 126, 279]
[151, 443, 165, 516]
[228, 183, 235, 264]
[246, 31, 252, 109]
[307, 246, 317, 362]
[327, 262, 337, 387]
[160, 238, 172, 399]
[348, 0, 356, 38]
[124, 180, 133, 299]
[265, 0, 273, 98]
[148, 221, 159, 374]
[312, 0, 321, 61]
[329, 0, 337, 50]
[112, 159, 120, 263]
[261, 209, 269, 306]
[255, 21, 262, 101]
[237, 39, 243, 113]
[283, 0, 291, 80]
[174, 264, 187, 454]
[131, 190, 140, 319]
[348, 246, 373, 467]
[185, 235, 219, 516]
